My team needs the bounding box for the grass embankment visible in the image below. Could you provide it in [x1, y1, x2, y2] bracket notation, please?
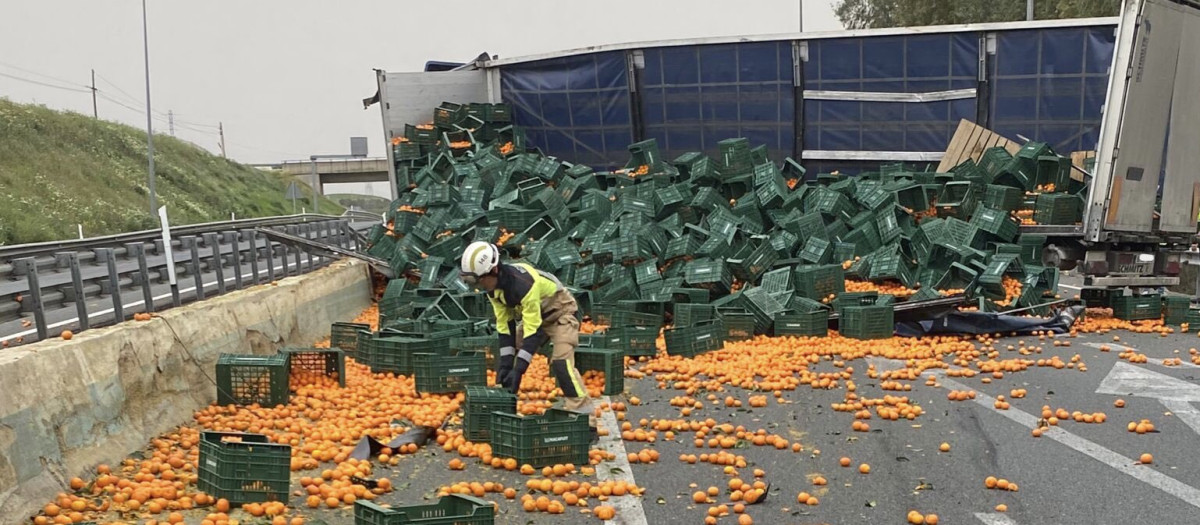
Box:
[0, 99, 342, 245]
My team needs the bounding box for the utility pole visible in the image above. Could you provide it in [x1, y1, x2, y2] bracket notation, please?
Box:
[218, 122, 226, 158]
[1027, 0, 1035, 20]
[141, 0, 157, 214]
[798, 0, 804, 32]
[168, 110, 175, 136]
[90, 69, 97, 118]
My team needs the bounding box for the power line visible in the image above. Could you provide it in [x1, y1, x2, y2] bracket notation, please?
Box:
[0, 60, 89, 89]
[0, 71, 91, 93]
[94, 73, 148, 107]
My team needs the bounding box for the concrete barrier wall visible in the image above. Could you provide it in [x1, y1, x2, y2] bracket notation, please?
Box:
[0, 259, 371, 524]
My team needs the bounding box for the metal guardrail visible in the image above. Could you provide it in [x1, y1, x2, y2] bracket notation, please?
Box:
[1, 213, 379, 347]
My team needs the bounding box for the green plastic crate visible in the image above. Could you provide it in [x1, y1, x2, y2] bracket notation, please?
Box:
[451, 336, 498, 368]
[718, 311, 757, 341]
[281, 348, 345, 387]
[794, 264, 845, 301]
[970, 206, 1019, 242]
[354, 494, 496, 525]
[774, 311, 829, 337]
[610, 309, 663, 328]
[216, 354, 290, 407]
[489, 408, 590, 468]
[685, 258, 733, 295]
[464, 386, 517, 443]
[1164, 295, 1192, 325]
[413, 351, 488, 394]
[839, 305, 894, 340]
[599, 326, 659, 358]
[664, 320, 724, 358]
[674, 303, 715, 327]
[359, 333, 453, 375]
[800, 236, 833, 264]
[760, 267, 792, 294]
[331, 322, 370, 358]
[984, 184, 1024, 211]
[198, 432, 291, 504]
[1112, 293, 1162, 321]
[1034, 193, 1082, 225]
[575, 348, 624, 395]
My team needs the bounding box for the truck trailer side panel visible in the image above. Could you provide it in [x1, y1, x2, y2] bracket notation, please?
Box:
[1157, 12, 1200, 233]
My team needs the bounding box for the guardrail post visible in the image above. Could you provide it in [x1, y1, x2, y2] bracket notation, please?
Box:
[264, 241, 277, 282]
[293, 233, 304, 275]
[223, 231, 243, 290]
[56, 252, 89, 331]
[187, 236, 205, 300]
[14, 258, 48, 341]
[125, 243, 154, 312]
[342, 221, 355, 250]
[241, 229, 260, 285]
[203, 233, 226, 295]
[95, 248, 123, 323]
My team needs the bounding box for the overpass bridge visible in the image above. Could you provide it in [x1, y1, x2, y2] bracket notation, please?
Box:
[280, 157, 392, 200]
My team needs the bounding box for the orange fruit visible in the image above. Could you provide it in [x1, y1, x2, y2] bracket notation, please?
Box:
[738, 514, 753, 525]
[693, 491, 707, 504]
[594, 505, 616, 520]
[858, 463, 870, 474]
[1140, 453, 1153, 464]
[839, 457, 851, 467]
[61, 330, 73, 340]
[926, 515, 939, 525]
[938, 443, 950, 452]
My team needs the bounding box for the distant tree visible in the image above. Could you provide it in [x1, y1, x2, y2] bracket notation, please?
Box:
[833, 0, 1120, 29]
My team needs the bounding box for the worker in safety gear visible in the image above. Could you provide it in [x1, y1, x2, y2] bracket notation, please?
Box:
[459, 241, 596, 427]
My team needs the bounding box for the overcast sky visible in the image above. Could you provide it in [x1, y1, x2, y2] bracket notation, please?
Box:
[1, 1, 842, 196]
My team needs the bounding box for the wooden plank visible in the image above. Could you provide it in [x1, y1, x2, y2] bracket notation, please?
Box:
[1068, 150, 1095, 182]
[962, 126, 988, 162]
[938, 120, 976, 172]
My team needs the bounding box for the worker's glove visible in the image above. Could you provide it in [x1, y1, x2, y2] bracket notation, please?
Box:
[497, 346, 515, 386]
[507, 350, 532, 394]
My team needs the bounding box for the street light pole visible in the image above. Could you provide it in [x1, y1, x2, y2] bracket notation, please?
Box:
[141, 0, 158, 215]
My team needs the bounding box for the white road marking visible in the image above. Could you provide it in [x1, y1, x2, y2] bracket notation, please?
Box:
[938, 373, 1200, 510]
[1161, 399, 1200, 436]
[1096, 361, 1200, 401]
[1082, 342, 1200, 369]
[975, 513, 1021, 525]
[2, 261, 301, 343]
[595, 395, 649, 525]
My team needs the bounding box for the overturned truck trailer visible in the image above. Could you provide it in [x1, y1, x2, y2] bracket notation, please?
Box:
[371, 0, 1200, 290]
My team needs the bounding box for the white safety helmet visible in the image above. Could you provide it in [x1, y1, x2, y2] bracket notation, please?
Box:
[460, 241, 500, 284]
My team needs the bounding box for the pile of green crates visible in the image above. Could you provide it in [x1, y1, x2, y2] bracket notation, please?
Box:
[354, 494, 496, 525]
[197, 431, 291, 504]
[489, 409, 590, 468]
[359, 101, 1087, 353]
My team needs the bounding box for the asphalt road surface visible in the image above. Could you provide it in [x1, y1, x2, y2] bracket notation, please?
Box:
[328, 273, 1200, 525]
